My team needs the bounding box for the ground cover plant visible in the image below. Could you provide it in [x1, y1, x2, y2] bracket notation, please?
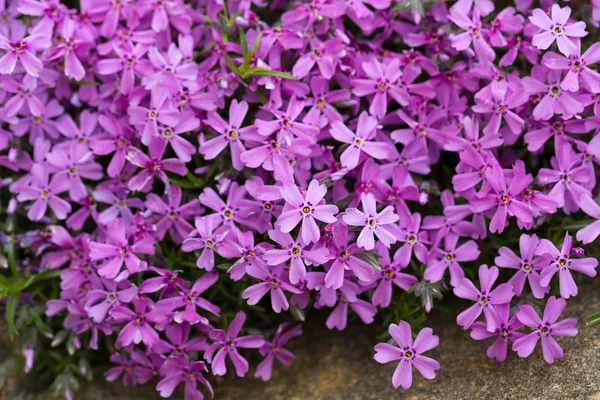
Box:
[2, 0, 600, 398]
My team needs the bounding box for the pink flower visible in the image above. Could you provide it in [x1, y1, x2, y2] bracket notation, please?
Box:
[343, 193, 399, 250]
[513, 296, 578, 364]
[0, 31, 50, 77]
[15, 163, 72, 221]
[529, 5, 587, 57]
[453, 264, 515, 332]
[329, 112, 394, 170]
[201, 99, 260, 171]
[89, 219, 155, 279]
[204, 311, 265, 377]
[263, 229, 329, 285]
[374, 321, 440, 390]
[276, 180, 338, 245]
[242, 264, 303, 313]
[536, 232, 598, 299]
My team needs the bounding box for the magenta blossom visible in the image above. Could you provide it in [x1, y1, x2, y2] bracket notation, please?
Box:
[343, 193, 399, 250]
[263, 229, 329, 285]
[255, 323, 302, 382]
[529, 5, 587, 57]
[494, 234, 550, 299]
[329, 112, 394, 170]
[513, 296, 578, 364]
[15, 163, 71, 221]
[275, 180, 338, 245]
[204, 311, 265, 377]
[453, 264, 515, 332]
[374, 321, 440, 390]
[89, 219, 155, 279]
[0, 31, 50, 77]
[470, 304, 525, 362]
[242, 264, 303, 313]
[536, 232, 598, 299]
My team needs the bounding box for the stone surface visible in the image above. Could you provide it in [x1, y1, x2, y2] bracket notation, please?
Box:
[2, 282, 600, 400]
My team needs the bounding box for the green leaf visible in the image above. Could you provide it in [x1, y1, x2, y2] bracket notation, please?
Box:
[186, 171, 204, 186]
[241, 32, 262, 72]
[239, 29, 248, 56]
[0, 273, 11, 290]
[7, 239, 22, 280]
[587, 312, 600, 327]
[32, 314, 53, 336]
[215, 263, 233, 271]
[6, 293, 19, 339]
[69, 79, 99, 86]
[223, 53, 242, 77]
[241, 68, 297, 80]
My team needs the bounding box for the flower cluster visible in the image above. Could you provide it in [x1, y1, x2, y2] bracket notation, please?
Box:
[1, 0, 600, 398]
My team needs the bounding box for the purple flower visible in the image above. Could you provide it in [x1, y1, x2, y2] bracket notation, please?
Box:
[218, 228, 270, 281]
[374, 321, 440, 390]
[15, 163, 72, 221]
[46, 19, 89, 81]
[199, 184, 246, 227]
[391, 108, 461, 152]
[529, 5, 587, 57]
[470, 304, 524, 362]
[128, 90, 180, 146]
[158, 272, 220, 325]
[105, 353, 137, 386]
[155, 356, 213, 399]
[343, 193, 399, 250]
[371, 242, 418, 308]
[521, 65, 584, 121]
[495, 234, 550, 299]
[450, 9, 495, 62]
[255, 323, 302, 381]
[454, 264, 515, 332]
[0, 31, 50, 77]
[200, 99, 259, 171]
[97, 44, 149, 94]
[255, 96, 319, 144]
[126, 137, 187, 192]
[242, 264, 303, 313]
[536, 232, 598, 299]
[275, 180, 338, 245]
[576, 194, 600, 244]
[292, 38, 345, 80]
[352, 58, 403, 118]
[470, 158, 534, 234]
[513, 296, 578, 363]
[472, 89, 528, 135]
[139, 267, 189, 297]
[543, 42, 600, 93]
[111, 297, 168, 348]
[323, 279, 377, 331]
[325, 223, 374, 289]
[537, 142, 592, 213]
[205, 311, 265, 377]
[85, 279, 138, 323]
[425, 232, 480, 287]
[145, 184, 200, 243]
[182, 216, 229, 271]
[330, 112, 394, 170]
[263, 229, 329, 285]
[89, 114, 135, 178]
[45, 142, 103, 201]
[153, 323, 208, 358]
[394, 213, 429, 268]
[89, 219, 155, 279]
